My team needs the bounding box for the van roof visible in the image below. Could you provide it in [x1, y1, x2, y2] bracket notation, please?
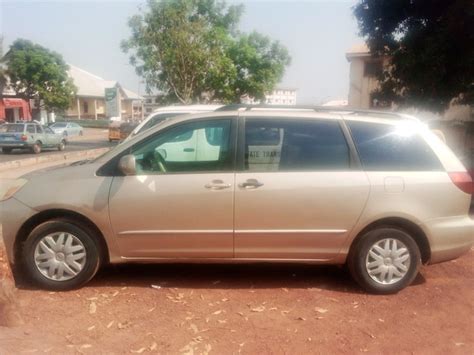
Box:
[216, 104, 419, 121]
[152, 104, 223, 113]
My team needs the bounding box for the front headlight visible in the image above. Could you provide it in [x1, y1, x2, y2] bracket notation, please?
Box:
[0, 178, 28, 201]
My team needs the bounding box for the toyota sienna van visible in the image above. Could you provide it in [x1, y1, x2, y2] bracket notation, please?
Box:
[1, 106, 472, 294]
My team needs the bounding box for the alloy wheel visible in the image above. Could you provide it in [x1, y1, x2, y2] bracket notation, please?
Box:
[365, 238, 411, 285]
[34, 232, 87, 281]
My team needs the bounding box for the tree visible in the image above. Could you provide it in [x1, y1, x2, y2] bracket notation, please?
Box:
[0, 36, 7, 95]
[2, 39, 76, 113]
[122, 0, 290, 104]
[354, 0, 474, 112]
[225, 32, 291, 102]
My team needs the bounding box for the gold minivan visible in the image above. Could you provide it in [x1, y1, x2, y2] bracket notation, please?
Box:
[1, 107, 473, 293]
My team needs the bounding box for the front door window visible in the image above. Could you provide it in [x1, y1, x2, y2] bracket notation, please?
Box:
[131, 119, 232, 174]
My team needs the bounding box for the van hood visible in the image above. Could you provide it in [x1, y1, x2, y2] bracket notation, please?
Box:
[21, 160, 98, 180]
[22, 160, 101, 181]
[14, 160, 111, 212]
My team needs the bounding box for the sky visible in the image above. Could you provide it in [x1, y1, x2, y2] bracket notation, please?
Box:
[0, 0, 362, 104]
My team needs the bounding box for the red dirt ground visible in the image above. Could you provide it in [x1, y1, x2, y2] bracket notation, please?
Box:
[1, 244, 473, 354]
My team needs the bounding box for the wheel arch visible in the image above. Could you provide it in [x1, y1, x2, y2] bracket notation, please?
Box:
[349, 217, 431, 264]
[14, 209, 110, 266]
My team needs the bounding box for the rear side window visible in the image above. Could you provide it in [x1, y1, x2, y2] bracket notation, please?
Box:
[5, 124, 25, 133]
[245, 119, 350, 171]
[26, 125, 36, 133]
[347, 121, 442, 171]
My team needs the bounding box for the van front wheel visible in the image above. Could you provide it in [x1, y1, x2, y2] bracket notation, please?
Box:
[22, 220, 101, 290]
[348, 227, 421, 294]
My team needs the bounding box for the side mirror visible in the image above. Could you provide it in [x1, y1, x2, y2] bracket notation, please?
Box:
[118, 154, 137, 176]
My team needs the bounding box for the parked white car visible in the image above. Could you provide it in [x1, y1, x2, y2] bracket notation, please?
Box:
[124, 105, 223, 142]
[50, 122, 83, 138]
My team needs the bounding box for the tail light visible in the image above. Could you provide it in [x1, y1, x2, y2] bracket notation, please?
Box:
[21, 134, 28, 141]
[448, 172, 474, 195]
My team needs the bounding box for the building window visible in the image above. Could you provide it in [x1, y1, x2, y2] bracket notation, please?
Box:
[364, 60, 383, 77]
[83, 101, 89, 114]
[146, 98, 152, 104]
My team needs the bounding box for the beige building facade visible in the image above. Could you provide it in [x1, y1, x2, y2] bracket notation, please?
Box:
[346, 44, 387, 109]
[65, 65, 143, 120]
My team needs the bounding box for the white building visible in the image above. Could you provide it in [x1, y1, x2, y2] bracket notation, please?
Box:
[143, 95, 162, 115]
[264, 88, 297, 105]
[241, 88, 297, 105]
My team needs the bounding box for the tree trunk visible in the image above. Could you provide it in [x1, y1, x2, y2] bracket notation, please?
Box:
[0, 239, 23, 327]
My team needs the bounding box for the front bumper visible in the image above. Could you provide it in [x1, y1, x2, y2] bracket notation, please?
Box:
[423, 215, 474, 264]
[0, 197, 37, 265]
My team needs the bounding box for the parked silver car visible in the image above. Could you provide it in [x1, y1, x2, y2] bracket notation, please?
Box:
[1, 107, 473, 293]
[50, 122, 83, 138]
[0, 122, 66, 154]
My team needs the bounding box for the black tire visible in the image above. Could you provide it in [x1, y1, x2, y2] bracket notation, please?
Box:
[58, 140, 66, 151]
[31, 141, 42, 154]
[22, 219, 101, 291]
[347, 227, 421, 294]
[1, 147, 12, 154]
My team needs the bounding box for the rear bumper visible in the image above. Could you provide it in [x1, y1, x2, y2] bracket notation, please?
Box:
[423, 215, 474, 264]
[0, 142, 30, 148]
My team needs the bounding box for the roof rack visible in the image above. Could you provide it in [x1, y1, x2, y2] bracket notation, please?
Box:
[215, 104, 418, 121]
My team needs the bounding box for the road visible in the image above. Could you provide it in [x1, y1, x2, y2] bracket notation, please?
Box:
[0, 128, 115, 163]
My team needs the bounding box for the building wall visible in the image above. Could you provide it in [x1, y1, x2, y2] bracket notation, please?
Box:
[347, 56, 383, 109]
[66, 97, 106, 119]
[121, 100, 133, 119]
[144, 95, 161, 115]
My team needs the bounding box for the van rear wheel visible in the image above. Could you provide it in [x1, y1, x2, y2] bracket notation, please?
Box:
[22, 219, 101, 290]
[58, 140, 66, 151]
[31, 141, 42, 154]
[348, 227, 421, 294]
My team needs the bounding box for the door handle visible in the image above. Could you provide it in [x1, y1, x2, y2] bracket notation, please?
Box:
[238, 179, 264, 189]
[205, 179, 231, 190]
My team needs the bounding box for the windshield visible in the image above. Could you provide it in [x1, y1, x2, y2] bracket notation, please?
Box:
[4, 124, 25, 133]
